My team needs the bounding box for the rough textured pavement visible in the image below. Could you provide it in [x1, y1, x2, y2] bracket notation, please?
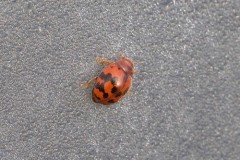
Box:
[1, 0, 240, 159]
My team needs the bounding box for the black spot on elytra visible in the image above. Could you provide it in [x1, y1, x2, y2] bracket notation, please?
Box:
[111, 86, 117, 93]
[95, 83, 109, 99]
[111, 77, 118, 85]
[103, 93, 108, 98]
[99, 72, 112, 82]
[95, 72, 119, 99]
[108, 100, 115, 103]
[95, 83, 105, 93]
[116, 92, 122, 97]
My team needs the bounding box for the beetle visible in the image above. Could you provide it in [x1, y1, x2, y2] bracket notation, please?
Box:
[82, 56, 134, 105]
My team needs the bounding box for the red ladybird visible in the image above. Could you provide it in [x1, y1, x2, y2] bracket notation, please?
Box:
[82, 56, 134, 105]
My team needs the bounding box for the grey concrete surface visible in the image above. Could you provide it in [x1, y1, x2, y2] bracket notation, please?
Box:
[1, 0, 240, 159]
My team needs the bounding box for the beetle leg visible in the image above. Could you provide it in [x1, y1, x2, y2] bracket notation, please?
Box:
[81, 76, 97, 89]
[96, 57, 113, 65]
[125, 89, 134, 96]
[118, 51, 125, 58]
[132, 70, 139, 74]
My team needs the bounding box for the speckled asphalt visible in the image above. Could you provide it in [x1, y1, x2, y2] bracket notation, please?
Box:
[1, 1, 240, 159]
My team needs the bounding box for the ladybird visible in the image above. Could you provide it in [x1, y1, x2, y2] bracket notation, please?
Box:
[82, 56, 134, 105]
